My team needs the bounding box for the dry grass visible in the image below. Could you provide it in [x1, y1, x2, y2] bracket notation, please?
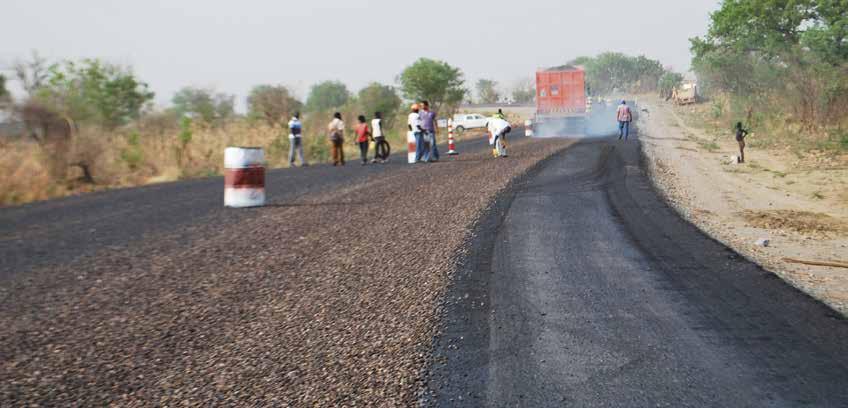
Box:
[740, 209, 848, 237]
[0, 114, 471, 207]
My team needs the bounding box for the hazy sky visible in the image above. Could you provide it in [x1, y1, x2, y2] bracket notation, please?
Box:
[2, 0, 719, 110]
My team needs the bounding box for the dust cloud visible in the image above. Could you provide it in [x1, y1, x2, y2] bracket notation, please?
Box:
[531, 99, 639, 138]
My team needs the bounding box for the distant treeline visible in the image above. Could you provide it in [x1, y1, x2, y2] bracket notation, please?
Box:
[0, 55, 471, 204]
[568, 53, 683, 98]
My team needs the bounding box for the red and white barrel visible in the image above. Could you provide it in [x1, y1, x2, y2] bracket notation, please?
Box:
[407, 131, 416, 164]
[447, 118, 458, 155]
[524, 119, 534, 137]
[224, 147, 265, 208]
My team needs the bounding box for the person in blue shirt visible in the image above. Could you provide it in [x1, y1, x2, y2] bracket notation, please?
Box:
[288, 112, 308, 167]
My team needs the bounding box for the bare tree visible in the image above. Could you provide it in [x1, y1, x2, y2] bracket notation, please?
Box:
[13, 51, 50, 96]
[15, 100, 97, 184]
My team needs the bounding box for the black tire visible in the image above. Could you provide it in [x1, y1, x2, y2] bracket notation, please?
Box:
[455, 125, 465, 134]
[376, 140, 391, 160]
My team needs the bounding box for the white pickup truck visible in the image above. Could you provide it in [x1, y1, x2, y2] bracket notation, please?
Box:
[451, 113, 489, 132]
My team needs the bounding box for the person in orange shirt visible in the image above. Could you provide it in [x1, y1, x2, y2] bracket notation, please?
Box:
[354, 115, 372, 165]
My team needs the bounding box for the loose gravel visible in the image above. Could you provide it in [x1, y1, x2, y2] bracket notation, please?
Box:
[1, 137, 571, 405]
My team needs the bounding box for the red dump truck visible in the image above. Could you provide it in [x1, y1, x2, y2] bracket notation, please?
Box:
[534, 66, 590, 134]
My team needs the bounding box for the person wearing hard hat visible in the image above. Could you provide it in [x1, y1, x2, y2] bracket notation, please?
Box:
[408, 103, 429, 162]
[486, 115, 511, 158]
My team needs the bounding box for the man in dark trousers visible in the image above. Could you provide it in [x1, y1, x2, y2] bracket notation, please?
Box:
[419, 100, 439, 162]
[616, 100, 632, 141]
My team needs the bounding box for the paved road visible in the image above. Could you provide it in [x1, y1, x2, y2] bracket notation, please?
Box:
[0, 136, 488, 279]
[429, 137, 848, 406]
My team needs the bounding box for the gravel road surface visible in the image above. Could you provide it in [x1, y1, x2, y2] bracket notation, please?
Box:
[428, 137, 848, 406]
[1, 133, 576, 405]
[0, 137, 491, 278]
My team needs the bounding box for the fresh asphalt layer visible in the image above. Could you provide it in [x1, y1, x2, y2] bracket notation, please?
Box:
[0, 136, 489, 279]
[428, 136, 848, 407]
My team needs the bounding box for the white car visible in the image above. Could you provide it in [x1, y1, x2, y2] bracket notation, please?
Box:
[452, 113, 489, 132]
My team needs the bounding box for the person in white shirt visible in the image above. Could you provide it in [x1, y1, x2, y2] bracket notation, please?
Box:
[288, 112, 307, 167]
[487, 116, 512, 158]
[327, 112, 345, 166]
[408, 104, 429, 162]
[371, 111, 389, 163]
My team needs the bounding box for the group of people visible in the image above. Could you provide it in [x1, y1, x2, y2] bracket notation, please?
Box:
[407, 100, 440, 163]
[286, 111, 390, 167]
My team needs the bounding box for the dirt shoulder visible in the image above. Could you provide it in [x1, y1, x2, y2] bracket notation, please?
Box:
[639, 97, 848, 315]
[0, 136, 572, 405]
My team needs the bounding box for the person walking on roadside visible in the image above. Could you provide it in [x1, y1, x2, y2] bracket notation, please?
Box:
[288, 112, 308, 167]
[409, 104, 429, 163]
[735, 121, 749, 163]
[616, 100, 632, 141]
[328, 112, 345, 166]
[487, 116, 512, 158]
[354, 115, 371, 165]
[495, 108, 506, 120]
[371, 111, 388, 163]
[420, 100, 439, 162]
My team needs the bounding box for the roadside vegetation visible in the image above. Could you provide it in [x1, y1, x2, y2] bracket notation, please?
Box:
[0, 56, 468, 206]
[688, 0, 848, 155]
[570, 52, 679, 96]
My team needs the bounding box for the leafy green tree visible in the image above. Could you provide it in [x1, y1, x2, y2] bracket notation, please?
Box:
[357, 82, 401, 128]
[247, 85, 302, 127]
[305, 80, 349, 112]
[171, 86, 235, 124]
[690, 0, 848, 128]
[476, 79, 499, 104]
[569, 53, 665, 95]
[658, 71, 684, 99]
[38, 59, 154, 128]
[399, 58, 466, 114]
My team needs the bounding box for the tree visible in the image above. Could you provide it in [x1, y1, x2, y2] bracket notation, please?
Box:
[171, 86, 235, 124]
[305, 80, 349, 112]
[476, 79, 499, 104]
[0, 74, 9, 103]
[247, 85, 302, 127]
[511, 78, 535, 104]
[357, 82, 401, 128]
[690, 0, 848, 128]
[13, 51, 49, 97]
[658, 71, 684, 99]
[567, 53, 666, 95]
[38, 59, 154, 128]
[398, 58, 466, 114]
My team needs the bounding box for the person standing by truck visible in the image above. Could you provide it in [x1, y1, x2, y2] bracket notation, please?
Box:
[328, 112, 345, 166]
[419, 100, 439, 162]
[354, 115, 371, 165]
[288, 112, 308, 167]
[616, 100, 632, 141]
